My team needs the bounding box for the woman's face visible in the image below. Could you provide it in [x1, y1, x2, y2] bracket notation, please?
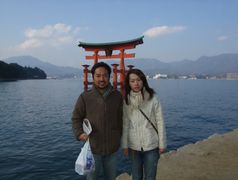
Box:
[129, 73, 143, 92]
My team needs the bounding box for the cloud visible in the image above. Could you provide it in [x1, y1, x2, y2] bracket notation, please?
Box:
[18, 23, 80, 50]
[19, 38, 43, 49]
[217, 35, 228, 41]
[143, 25, 186, 38]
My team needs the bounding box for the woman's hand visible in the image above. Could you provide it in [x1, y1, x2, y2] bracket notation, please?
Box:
[123, 148, 129, 157]
[79, 133, 89, 141]
[159, 148, 166, 154]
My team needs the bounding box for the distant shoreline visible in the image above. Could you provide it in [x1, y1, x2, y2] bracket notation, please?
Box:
[0, 79, 18, 82]
[1, 77, 238, 82]
[0, 78, 46, 82]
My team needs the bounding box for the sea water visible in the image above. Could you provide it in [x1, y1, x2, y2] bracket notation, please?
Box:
[0, 79, 238, 179]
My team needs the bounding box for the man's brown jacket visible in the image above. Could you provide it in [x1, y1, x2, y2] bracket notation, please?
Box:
[72, 85, 123, 155]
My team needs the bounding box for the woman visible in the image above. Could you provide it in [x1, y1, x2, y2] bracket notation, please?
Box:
[121, 69, 166, 180]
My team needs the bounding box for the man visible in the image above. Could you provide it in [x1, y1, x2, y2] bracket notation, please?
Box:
[72, 62, 123, 180]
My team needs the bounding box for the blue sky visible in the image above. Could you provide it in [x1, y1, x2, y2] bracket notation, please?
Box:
[1, 0, 238, 68]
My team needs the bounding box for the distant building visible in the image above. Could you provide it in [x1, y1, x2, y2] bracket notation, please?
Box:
[153, 73, 168, 79]
[188, 74, 197, 80]
[178, 76, 188, 79]
[226, 73, 238, 80]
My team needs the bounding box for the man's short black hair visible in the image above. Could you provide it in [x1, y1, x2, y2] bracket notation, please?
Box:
[91, 62, 111, 77]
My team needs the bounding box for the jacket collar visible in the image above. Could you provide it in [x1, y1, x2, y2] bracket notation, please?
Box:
[92, 83, 113, 99]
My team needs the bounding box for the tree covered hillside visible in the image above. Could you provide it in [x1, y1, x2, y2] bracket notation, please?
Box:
[0, 61, 47, 80]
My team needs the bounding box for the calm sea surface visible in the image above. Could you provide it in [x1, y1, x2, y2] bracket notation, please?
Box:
[0, 79, 238, 179]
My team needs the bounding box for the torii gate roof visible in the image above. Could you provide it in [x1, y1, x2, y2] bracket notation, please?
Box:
[78, 36, 144, 50]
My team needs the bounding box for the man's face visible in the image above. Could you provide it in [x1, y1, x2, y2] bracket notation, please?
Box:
[93, 67, 109, 90]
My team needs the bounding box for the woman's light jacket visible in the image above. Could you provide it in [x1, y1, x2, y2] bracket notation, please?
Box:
[121, 94, 166, 151]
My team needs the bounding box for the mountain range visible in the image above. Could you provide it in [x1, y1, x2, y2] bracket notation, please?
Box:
[2, 53, 238, 78]
[126, 53, 238, 76]
[2, 56, 82, 78]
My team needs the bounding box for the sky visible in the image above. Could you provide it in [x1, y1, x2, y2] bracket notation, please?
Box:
[1, 0, 238, 68]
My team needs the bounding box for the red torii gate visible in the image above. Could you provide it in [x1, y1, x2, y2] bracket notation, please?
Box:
[78, 36, 144, 95]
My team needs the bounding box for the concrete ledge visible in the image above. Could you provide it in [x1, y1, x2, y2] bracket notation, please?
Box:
[117, 128, 238, 180]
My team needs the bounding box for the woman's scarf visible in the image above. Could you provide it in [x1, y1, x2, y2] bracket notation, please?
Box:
[128, 88, 150, 109]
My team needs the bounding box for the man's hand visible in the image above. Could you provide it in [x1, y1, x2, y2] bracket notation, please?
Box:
[79, 133, 89, 141]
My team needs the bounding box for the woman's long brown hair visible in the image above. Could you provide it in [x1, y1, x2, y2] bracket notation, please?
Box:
[125, 68, 155, 105]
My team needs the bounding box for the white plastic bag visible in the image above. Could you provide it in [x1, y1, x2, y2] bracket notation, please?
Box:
[75, 140, 95, 175]
[75, 119, 95, 175]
